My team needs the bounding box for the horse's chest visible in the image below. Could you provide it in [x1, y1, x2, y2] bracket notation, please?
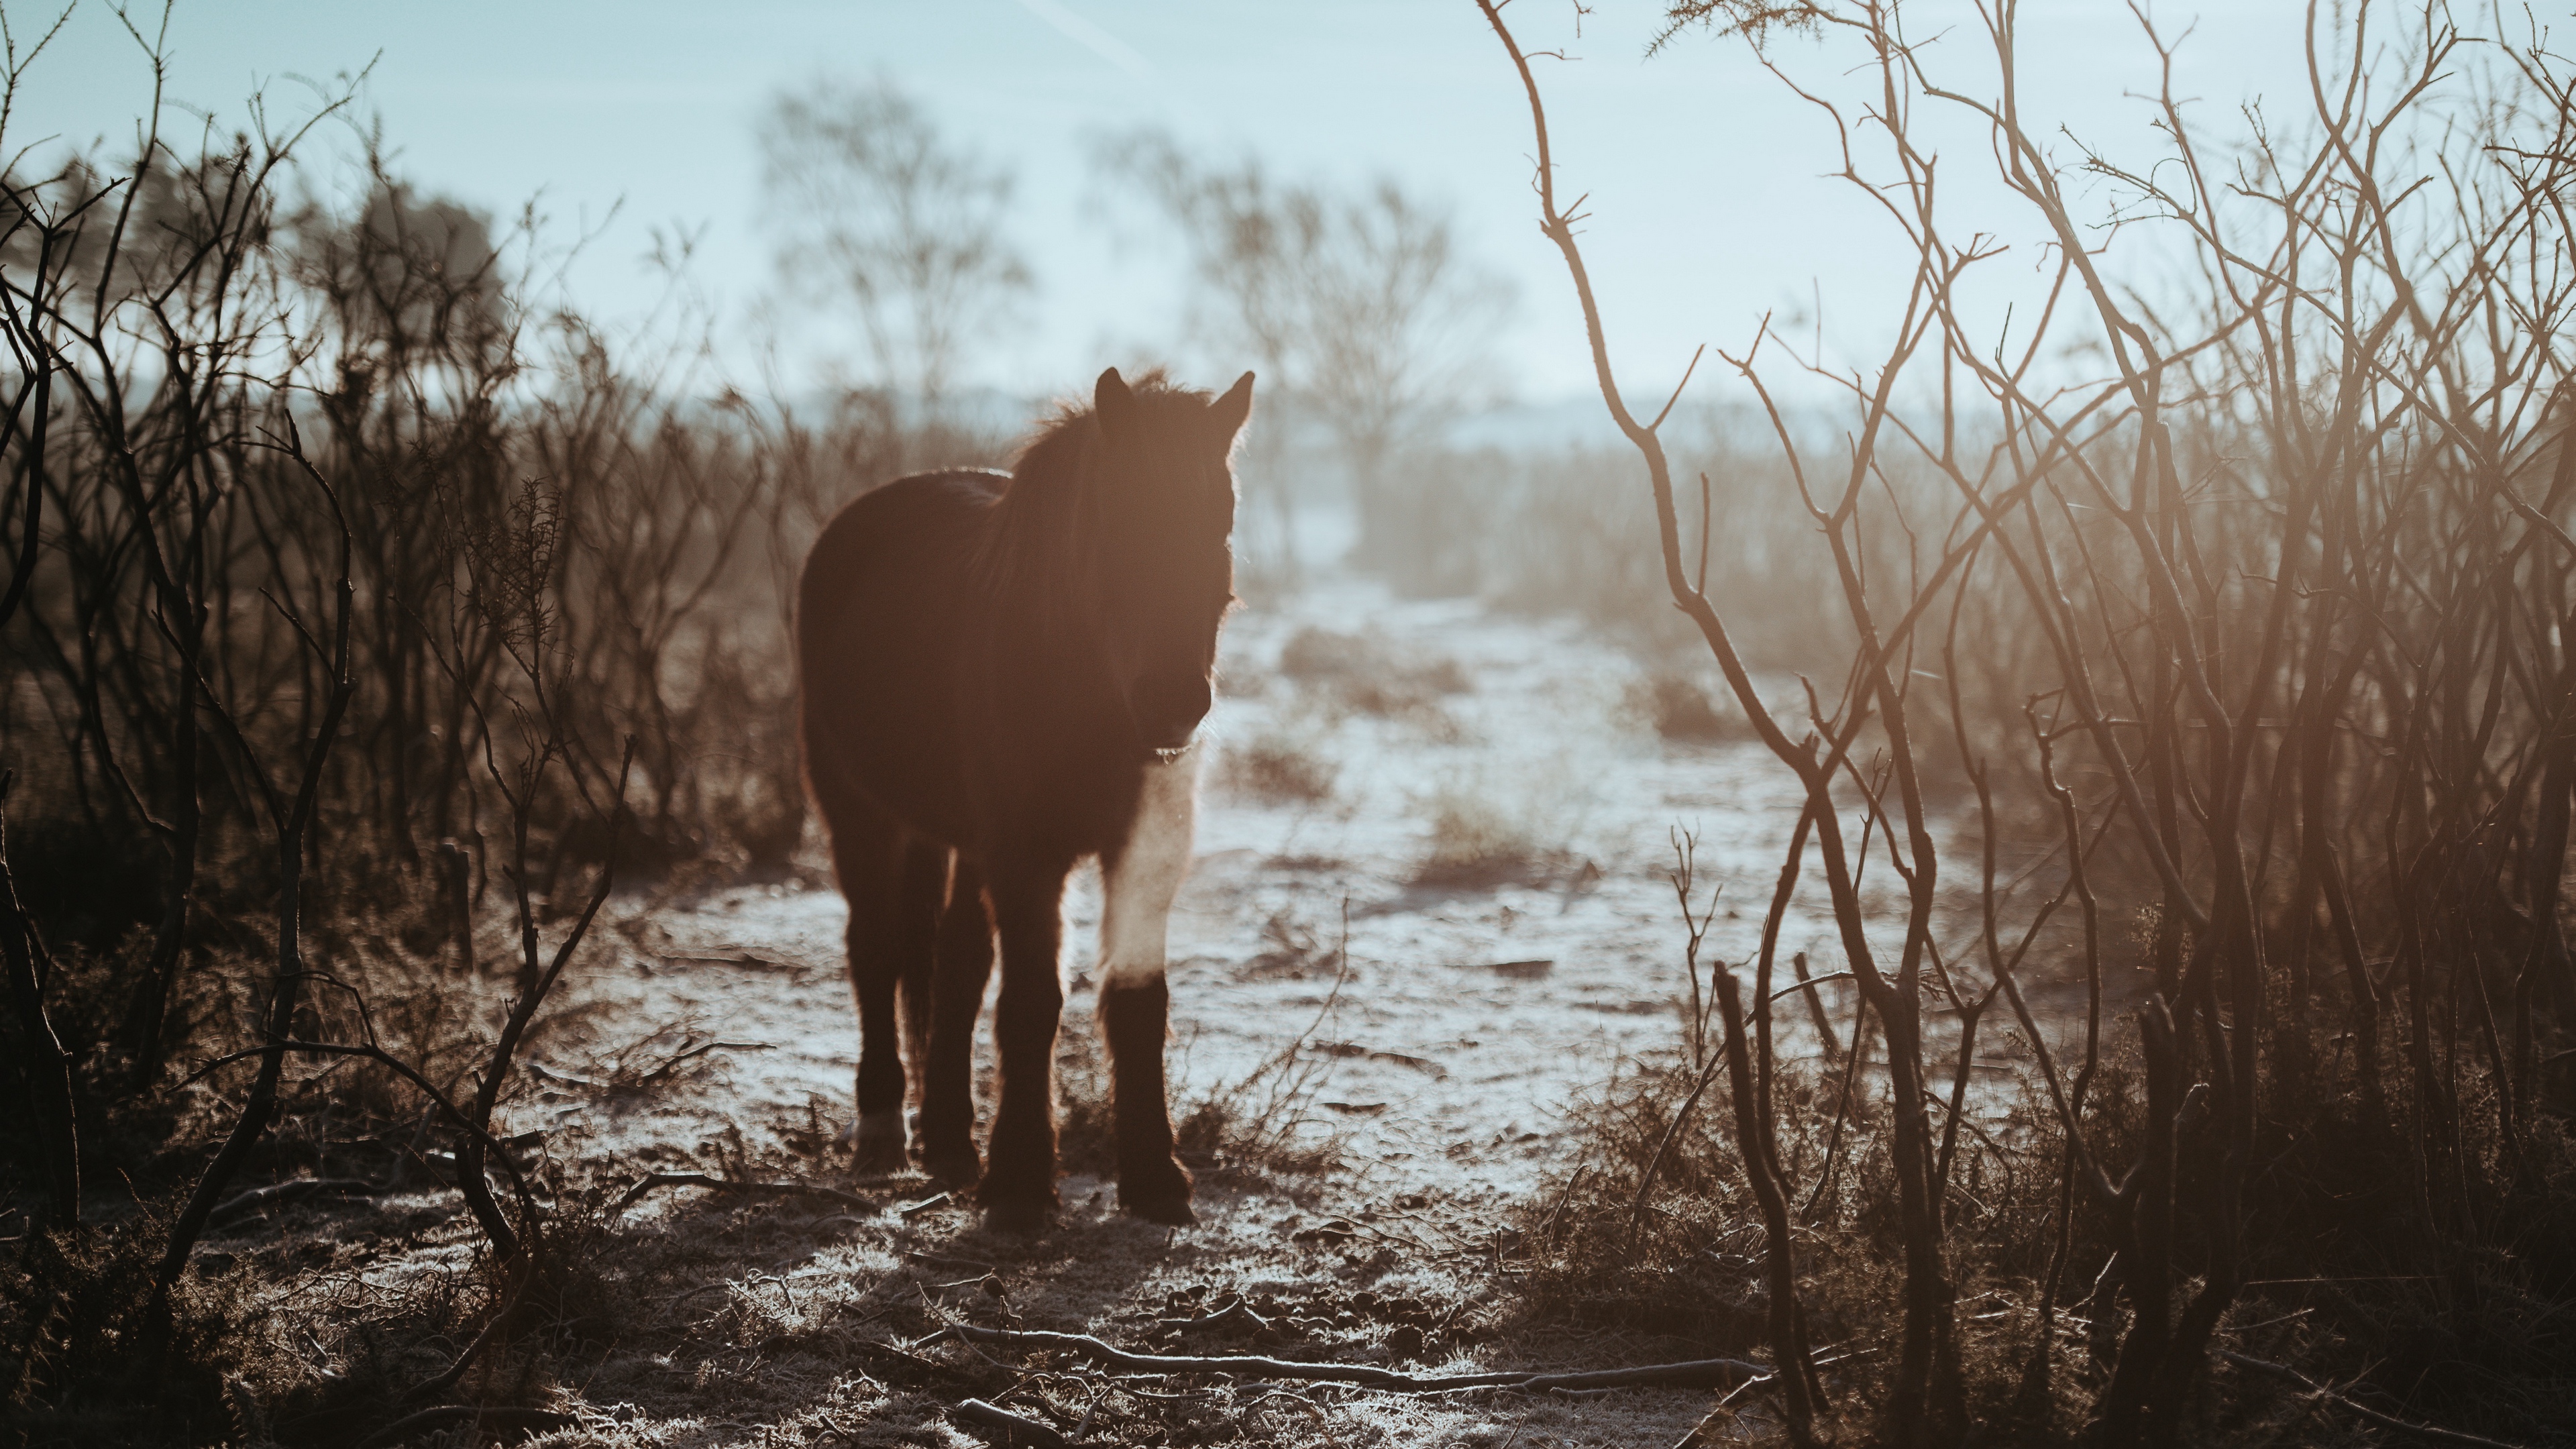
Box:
[989, 748, 1146, 857]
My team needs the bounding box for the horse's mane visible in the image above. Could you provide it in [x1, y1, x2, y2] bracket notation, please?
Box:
[977, 370, 1215, 607]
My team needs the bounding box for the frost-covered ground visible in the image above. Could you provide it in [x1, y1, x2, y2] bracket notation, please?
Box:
[621, 568, 1888, 1187]
[208, 569, 2096, 1447]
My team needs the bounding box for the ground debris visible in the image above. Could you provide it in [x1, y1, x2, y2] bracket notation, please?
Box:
[940, 1322, 1762, 1396]
[208, 1176, 390, 1226]
[610, 1171, 879, 1216]
[350, 1405, 579, 1448]
[953, 1396, 1079, 1448]
[1312, 1041, 1448, 1077]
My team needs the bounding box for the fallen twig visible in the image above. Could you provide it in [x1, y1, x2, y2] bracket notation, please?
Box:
[634, 1038, 770, 1085]
[208, 1177, 386, 1226]
[1314, 1040, 1449, 1077]
[953, 1397, 1077, 1448]
[938, 1324, 1762, 1395]
[850, 1336, 984, 1388]
[525, 1061, 604, 1089]
[1155, 1293, 1274, 1336]
[2216, 1350, 2529, 1449]
[611, 1172, 877, 1216]
[351, 1405, 577, 1449]
[662, 951, 806, 975]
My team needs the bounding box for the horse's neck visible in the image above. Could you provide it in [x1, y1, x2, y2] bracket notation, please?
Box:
[984, 476, 1112, 686]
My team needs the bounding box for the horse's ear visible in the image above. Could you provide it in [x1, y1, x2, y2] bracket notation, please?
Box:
[1095, 367, 1136, 437]
[1211, 371, 1254, 441]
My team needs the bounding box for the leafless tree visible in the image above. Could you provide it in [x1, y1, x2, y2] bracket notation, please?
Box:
[1097, 133, 1510, 576]
[759, 76, 1031, 411]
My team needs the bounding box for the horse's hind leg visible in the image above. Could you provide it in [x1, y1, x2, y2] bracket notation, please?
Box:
[918, 853, 994, 1187]
[891, 839, 947, 1161]
[824, 795, 935, 1174]
[1097, 753, 1199, 1224]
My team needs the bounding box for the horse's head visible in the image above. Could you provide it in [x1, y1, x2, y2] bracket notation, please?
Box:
[1088, 366, 1252, 758]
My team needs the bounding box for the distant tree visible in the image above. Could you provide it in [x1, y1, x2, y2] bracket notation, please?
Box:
[1097, 133, 1510, 576]
[291, 176, 507, 373]
[7, 146, 286, 309]
[759, 77, 1031, 410]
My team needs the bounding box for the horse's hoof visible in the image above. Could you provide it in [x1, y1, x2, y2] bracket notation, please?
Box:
[979, 1198, 1054, 1236]
[1117, 1157, 1195, 1224]
[1120, 1191, 1197, 1226]
[854, 1111, 908, 1174]
[922, 1148, 982, 1190]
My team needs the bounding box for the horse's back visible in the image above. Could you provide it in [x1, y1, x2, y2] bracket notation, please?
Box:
[797, 470, 1005, 841]
[800, 469, 1004, 608]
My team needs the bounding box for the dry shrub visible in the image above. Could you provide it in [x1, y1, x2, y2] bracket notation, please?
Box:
[1512, 1055, 1779, 1350]
[1623, 667, 1744, 743]
[1175, 1033, 1347, 1181]
[1218, 724, 1339, 805]
[1521, 1022, 2576, 1445]
[299, 899, 512, 1108]
[207, 881, 618, 1187]
[582, 1020, 763, 1104]
[0, 1217, 293, 1447]
[233, 1258, 493, 1446]
[1238, 908, 1335, 981]
[0, 102, 961, 1131]
[243, 1176, 731, 1448]
[1168, 905, 1359, 1178]
[1415, 795, 1544, 888]
[1517, 1049, 2094, 1440]
[1411, 775, 1582, 888]
[1276, 625, 1471, 718]
[2198, 1087, 2576, 1440]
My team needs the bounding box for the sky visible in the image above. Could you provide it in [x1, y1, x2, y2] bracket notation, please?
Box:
[15, 1, 2335, 409]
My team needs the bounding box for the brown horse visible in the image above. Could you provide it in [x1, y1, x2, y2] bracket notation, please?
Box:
[797, 367, 1251, 1230]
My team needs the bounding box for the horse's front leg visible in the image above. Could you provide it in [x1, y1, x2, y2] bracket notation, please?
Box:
[979, 855, 1073, 1232]
[1097, 752, 1198, 1224]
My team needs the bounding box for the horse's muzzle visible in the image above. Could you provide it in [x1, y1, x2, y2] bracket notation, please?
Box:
[1132, 670, 1212, 756]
